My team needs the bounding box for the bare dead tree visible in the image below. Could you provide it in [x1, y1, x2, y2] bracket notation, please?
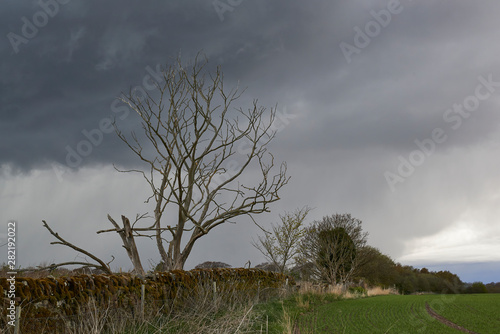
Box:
[40, 221, 113, 274]
[102, 53, 289, 272]
[252, 206, 311, 274]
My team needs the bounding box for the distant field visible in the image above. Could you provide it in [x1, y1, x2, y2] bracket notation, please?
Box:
[295, 294, 500, 333]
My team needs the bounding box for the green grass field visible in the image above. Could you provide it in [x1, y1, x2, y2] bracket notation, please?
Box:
[294, 294, 500, 333]
[257, 293, 500, 333]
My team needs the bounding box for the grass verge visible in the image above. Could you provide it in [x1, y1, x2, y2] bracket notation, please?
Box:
[253, 283, 399, 334]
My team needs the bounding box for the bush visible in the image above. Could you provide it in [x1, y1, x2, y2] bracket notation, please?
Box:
[465, 282, 488, 294]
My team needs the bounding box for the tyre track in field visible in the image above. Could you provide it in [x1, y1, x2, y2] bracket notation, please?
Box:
[425, 302, 479, 334]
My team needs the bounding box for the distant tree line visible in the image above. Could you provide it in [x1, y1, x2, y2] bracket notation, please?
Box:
[355, 247, 464, 294]
[251, 209, 496, 295]
[485, 282, 500, 293]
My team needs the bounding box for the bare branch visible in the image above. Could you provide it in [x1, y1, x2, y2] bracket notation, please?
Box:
[252, 206, 312, 274]
[42, 220, 112, 275]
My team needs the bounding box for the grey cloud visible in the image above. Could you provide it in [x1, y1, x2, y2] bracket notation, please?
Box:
[2, 0, 500, 169]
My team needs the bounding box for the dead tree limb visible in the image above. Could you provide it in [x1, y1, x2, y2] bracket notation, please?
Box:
[102, 215, 146, 277]
[42, 220, 113, 275]
[34, 261, 113, 274]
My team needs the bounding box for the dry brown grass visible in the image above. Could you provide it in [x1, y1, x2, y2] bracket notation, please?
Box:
[295, 294, 310, 310]
[59, 298, 259, 334]
[280, 301, 295, 334]
[296, 281, 398, 298]
[296, 281, 345, 297]
[366, 286, 399, 296]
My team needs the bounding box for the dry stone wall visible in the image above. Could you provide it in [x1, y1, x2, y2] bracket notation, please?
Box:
[0, 268, 294, 333]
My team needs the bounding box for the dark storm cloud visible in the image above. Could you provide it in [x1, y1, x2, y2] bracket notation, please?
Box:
[2, 0, 500, 173]
[2, 0, 344, 171]
[4, 7, 216, 167]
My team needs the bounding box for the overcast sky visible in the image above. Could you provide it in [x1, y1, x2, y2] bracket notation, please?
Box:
[1, 0, 499, 283]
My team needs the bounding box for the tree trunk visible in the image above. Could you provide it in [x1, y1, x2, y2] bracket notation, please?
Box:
[107, 215, 146, 277]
